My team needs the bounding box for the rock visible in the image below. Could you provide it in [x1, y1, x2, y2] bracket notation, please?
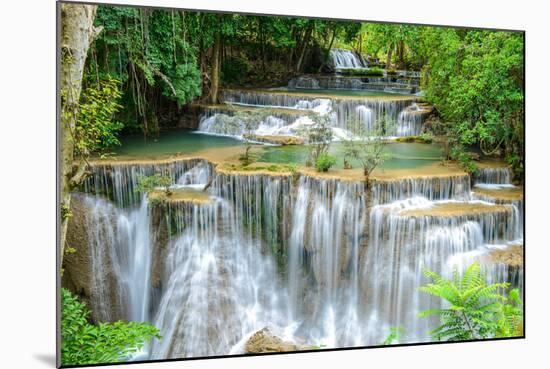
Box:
[244, 328, 303, 353]
[245, 134, 305, 146]
[62, 194, 126, 323]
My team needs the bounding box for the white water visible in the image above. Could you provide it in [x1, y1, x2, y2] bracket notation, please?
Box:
[78, 193, 152, 323]
[198, 90, 422, 140]
[73, 147, 522, 359]
[330, 49, 366, 69]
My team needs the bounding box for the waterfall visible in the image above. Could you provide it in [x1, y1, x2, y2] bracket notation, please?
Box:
[83, 159, 212, 206]
[362, 196, 521, 343]
[75, 193, 153, 323]
[149, 197, 290, 359]
[370, 174, 471, 205]
[69, 156, 522, 358]
[288, 75, 419, 94]
[475, 167, 512, 184]
[330, 49, 366, 69]
[210, 90, 422, 138]
[396, 103, 423, 136]
[286, 176, 367, 347]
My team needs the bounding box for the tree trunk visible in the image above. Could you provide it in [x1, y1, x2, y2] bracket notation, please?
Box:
[60, 3, 99, 265]
[318, 27, 337, 73]
[296, 23, 313, 73]
[209, 30, 221, 104]
[397, 40, 405, 68]
[386, 42, 394, 69]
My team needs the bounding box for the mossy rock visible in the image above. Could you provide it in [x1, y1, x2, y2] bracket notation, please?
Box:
[244, 134, 305, 146]
[395, 135, 433, 144]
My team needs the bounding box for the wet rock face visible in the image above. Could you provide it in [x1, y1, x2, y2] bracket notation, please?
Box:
[62, 195, 93, 307]
[245, 328, 301, 353]
[62, 194, 126, 323]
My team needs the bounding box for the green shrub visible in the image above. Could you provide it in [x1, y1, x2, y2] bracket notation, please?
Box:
[338, 67, 384, 77]
[221, 56, 251, 85]
[419, 132, 434, 144]
[395, 134, 433, 144]
[452, 148, 478, 175]
[380, 327, 405, 345]
[61, 288, 160, 366]
[135, 174, 172, 195]
[418, 263, 523, 341]
[315, 153, 337, 172]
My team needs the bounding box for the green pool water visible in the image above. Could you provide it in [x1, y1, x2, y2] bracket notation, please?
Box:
[112, 130, 242, 158]
[258, 142, 444, 170]
[110, 129, 442, 170]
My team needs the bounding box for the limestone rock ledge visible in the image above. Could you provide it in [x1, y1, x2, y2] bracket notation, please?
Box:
[244, 328, 314, 354]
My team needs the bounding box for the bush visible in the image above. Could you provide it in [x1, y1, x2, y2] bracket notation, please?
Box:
[61, 288, 160, 366]
[315, 153, 337, 172]
[338, 67, 384, 77]
[419, 263, 523, 341]
[221, 56, 251, 85]
[452, 148, 478, 175]
[419, 132, 434, 144]
[135, 174, 172, 195]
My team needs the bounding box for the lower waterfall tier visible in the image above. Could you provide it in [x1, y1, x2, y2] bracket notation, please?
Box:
[64, 158, 524, 359]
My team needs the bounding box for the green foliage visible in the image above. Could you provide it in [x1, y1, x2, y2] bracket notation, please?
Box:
[418, 263, 523, 341]
[494, 288, 524, 337]
[315, 153, 337, 172]
[135, 174, 172, 195]
[168, 63, 202, 107]
[342, 123, 390, 180]
[419, 131, 434, 144]
[395, 133, 434, 144]
[422, 29, 523, 178]
[338, 67, 384, 76]
[221, 56, 251, 85]
[76, 76, 123, 156]
[381, 327, 405, 345]
[306, 114, 334, 167]
[61, 288, 160, 366]
[451, 146, 478, 175]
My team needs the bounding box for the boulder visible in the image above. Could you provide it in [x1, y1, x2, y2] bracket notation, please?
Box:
[245, 328, 304, 353]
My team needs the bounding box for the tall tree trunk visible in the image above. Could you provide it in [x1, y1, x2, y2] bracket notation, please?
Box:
[385, 42, 394, 69]
[210, 30, 221, 104]
[59, 3, 100, 265]
[296, 23, 313, 73]
[318, 27, 337, 73]
[397, 40, 405, 68]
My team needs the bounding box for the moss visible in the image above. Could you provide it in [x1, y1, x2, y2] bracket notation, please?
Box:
[244, 134, 305, 145]
[400, 202, 511, 217]
[222, 162, 297, 174]
[338, 67, 384, 77]
[395, 135, 433, 144]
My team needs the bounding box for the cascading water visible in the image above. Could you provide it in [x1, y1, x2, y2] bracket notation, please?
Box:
[286, 176, 367, 347]
[74, 193, 153, 324]
[330, 49, 366, 69]
[69, 148, 522, 358]
[396, 103, 423, 136]
[288, 75, 419, 93]
[203, 90, 422, 139]
[149, 199, 290, 359]
[475, 167, 512, 184]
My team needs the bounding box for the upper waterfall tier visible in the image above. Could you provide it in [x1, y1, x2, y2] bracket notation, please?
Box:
[197, 89, 426, 139]
[288, 75, 420, 94]
[330, 49, 367, 69]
